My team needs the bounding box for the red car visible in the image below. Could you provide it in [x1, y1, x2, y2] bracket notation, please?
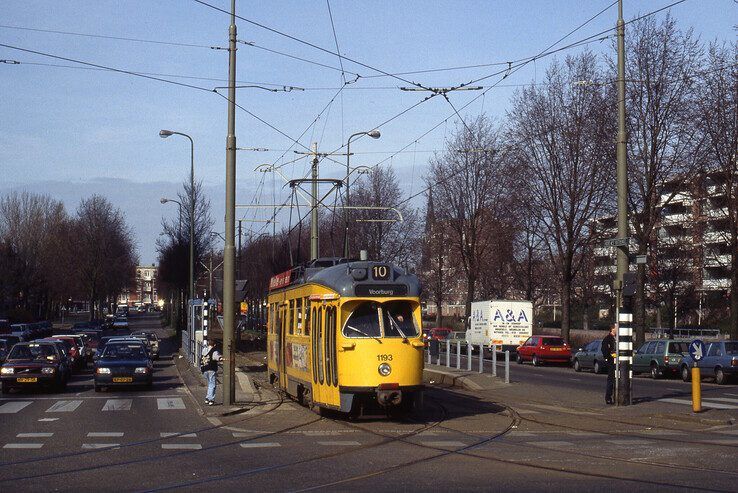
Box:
[516, 336, 571, 366]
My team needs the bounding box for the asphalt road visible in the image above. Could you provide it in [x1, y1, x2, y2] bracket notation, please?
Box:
[2, 316, 737, 492]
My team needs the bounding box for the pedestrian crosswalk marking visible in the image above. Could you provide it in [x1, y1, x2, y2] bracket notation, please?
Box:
[528, 441, 574, 447]
[102, 399, 132, 411]
[82, 443, 120, 449]
[161, 432, 197, 438]
[705, 397, 738, 404]
[659, 398, 738, 410]
[420, 441, 467, 447]
[606, 439, 655, 445]
[87, 432, 124, 437]
[161, 443, 201, 450]
[316, 441, 361, 446]
[704, 438, 738, 445]
[46, 400, 83, 413]
[240, 442, 281, 448]
[37, 418, 58, 422]
[157, 398, 185, 410]
[16, 433, 53, 438]
[3, 443, 44, 449]
[0, 401, 32, 414]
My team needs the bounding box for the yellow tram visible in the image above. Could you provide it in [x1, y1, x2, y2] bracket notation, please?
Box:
[266, 257, 425, 414]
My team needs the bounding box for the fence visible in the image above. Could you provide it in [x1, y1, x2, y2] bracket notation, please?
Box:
[427, 340, 510, 384]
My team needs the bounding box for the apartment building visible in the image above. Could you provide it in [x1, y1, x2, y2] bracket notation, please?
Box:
[117, 264, 158, 307]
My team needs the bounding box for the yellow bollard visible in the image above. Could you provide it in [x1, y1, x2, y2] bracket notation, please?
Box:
[691, 366, 702, 413]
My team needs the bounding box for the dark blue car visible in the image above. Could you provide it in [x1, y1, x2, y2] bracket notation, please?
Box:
[94, 341, 153, 391]
[680, 340, 738, 385]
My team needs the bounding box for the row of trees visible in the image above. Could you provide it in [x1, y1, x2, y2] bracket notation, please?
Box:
[423, 15, 736, 342]
[0, 192, 137, 321]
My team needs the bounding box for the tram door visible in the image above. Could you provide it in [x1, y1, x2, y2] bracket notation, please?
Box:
[312, 302, 339, 406]
[278, 302, 287, 389]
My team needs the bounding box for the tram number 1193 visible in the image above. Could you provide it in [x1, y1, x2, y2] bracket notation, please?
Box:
[377, 354, 393, 362]
[372, 265, 390, 280]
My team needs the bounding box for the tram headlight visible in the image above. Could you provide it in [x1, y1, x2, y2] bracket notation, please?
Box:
[378, 363, 391, 376]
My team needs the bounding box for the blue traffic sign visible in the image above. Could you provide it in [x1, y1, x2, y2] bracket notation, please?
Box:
[689, 339, 707, 361]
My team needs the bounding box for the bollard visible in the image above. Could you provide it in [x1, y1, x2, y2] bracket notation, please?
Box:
[492, 345, 497, 377]
[467, 343, 472, 371]
[505, 351, 510, 384]
[479, 345, 484, 373]
[446, 340, 451, 367]
[427, 345, 431, 364]
[456, 341, 461, 370]
[692, 365, 702, 412]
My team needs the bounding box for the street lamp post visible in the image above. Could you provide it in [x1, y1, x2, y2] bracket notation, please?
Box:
[160, 197, 183, 237]
[345, 130, 380, 258]
[159, 130, 195, 313]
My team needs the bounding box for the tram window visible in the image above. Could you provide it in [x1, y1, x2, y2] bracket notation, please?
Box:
[317, 308, 324, 384]
[305, 300, 311, 336]
[296, 298, 303, 334]
[343, 302, 381, 338]
[288, 300, 294, 335]
[311, 306, 317, 383]
[381, 301, 419, 338]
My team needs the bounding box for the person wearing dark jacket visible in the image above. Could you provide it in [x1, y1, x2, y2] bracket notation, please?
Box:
[200, 339, 221, 406]
[602, 324, 617, 405]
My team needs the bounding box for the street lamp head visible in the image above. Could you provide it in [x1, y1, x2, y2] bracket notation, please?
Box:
[160, 198, 168, 204]
[367, 129, 381, 139]
[159, 129, 174, 138]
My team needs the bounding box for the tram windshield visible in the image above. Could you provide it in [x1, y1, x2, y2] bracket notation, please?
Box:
[343, 301, 418, 339]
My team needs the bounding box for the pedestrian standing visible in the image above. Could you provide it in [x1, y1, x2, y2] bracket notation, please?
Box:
[200, 339, 221, 406]
[602, 324, 617, 405]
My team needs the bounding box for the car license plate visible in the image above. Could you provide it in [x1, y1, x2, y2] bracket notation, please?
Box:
[17, 377, 38, 383]
[113, 377, 133, 383]
[550, 348, 562, 351]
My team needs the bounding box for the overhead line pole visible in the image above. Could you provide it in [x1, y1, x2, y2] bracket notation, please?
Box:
[222, 0, 237, 406]
[310, 142, 319, 260]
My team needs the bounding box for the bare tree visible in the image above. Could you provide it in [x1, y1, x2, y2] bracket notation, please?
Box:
[695, 41, 738, 337]
[428, 116, 512, 317]
[508, 52, 614, 342]
[614, 14, 703, 344]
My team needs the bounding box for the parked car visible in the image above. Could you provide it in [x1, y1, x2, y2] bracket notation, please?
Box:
[447, 331, 467, 345]
[1, 341, 70, 393]
[112, 317, 129, 331]
[0, 319, 11, 335]
[680, 340, 738, 385]
[94, 341, 153, 391]
[632, 339, 690, 379]
[516, 336, 571, 366]
[429, 327, 453, 341]
[10, 323, 33, 341]
[572, 339, 607, 373]
[0, 339, 11, 363]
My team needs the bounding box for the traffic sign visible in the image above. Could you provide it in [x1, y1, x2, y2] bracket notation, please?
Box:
[689, 339, 707, 361]
[603, 237, 629, 248]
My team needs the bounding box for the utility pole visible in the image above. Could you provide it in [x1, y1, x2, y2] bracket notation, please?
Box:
[222, 0, 237, 406]
[615, 0, 632, 407]
[310, 142, 319, 261]
[237, 220, 242, 279]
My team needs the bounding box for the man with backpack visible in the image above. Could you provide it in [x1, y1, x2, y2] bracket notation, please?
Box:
[200, 338, 221, 406]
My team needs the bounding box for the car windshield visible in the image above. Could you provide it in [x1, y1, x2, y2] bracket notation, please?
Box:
[724, 342, 738, 355]
[542, 337, 566, 346]
[668, 342, 689, 354]
[102, 344, 146, 360]
[8, 344, 56, 360]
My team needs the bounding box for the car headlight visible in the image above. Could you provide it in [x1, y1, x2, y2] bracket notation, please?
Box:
[1, 367, 14, 375]
[134, 367, 148, 374]
[96, 367, 111, 375]
[41, 367, 55, 374]
[378, 363, 391, 376]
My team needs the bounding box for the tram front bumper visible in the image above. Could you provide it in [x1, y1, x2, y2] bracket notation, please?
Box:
[339, 385, 423, 411]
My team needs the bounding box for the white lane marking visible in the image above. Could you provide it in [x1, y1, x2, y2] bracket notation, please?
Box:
[3, 443, 44, 449]
[606, 439, 655, 445]
[420, 441, 467, 447]
[528, 441, 574, 447]
[157, 398, 185, 410]
[161, 433, 197, 438]
[240, 442, 281, 448]
[82, 443, 120, 449]
[0, 394, 184, 401]
[316, 441, 361, 446]
[37, 418, 59, 422]
[161, 443, 201, 450]
[716, 430, 738, 436]
[102, 399, 132, 411]
[508, 431, 537, 437]
[46, 400, 83, 413]
[514, 409, 540, 415]
[207, 417, 223, 426]
[569, 378, 583, 381]
[658, 398, 738, 410]
[16, 433, 53, 438]
[705, 397, 738, 404]
[0, 401, 33, 414]
[667, 388, 683, 392]
[725, 393, 738, 397]
[87, 432, 124, 437]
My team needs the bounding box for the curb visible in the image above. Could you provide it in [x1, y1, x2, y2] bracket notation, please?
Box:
[424, 368, 500, 392]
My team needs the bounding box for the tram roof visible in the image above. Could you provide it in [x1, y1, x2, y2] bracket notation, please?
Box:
[269, 257, 421, 297]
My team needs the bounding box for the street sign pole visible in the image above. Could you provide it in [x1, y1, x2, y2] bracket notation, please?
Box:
[689, 339, 706, 413]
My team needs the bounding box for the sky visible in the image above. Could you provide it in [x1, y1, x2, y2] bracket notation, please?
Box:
[1, 0, 735, 263]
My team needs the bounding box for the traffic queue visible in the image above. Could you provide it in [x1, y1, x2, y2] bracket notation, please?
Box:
[0, 316, 160, 395]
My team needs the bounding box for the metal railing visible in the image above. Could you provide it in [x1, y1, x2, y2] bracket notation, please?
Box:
[427, 340, 510, 384]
